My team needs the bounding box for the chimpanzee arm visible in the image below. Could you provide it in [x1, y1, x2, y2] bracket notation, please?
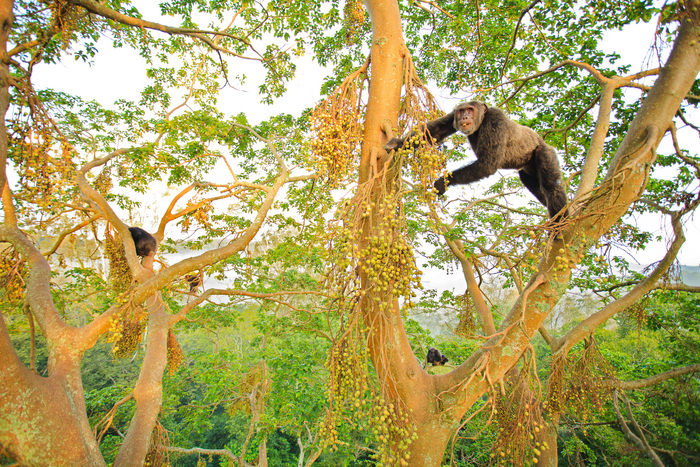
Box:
[385, 112, 457, 150]
[433, 115, 507, 195]
[433, 157, 502, 195]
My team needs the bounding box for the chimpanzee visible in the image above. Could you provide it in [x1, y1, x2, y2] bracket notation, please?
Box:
[426, 347, 449, 366]
[385, 101, 569, 219]
[185, 273, 201, 293]
[128, 227, 157, 257]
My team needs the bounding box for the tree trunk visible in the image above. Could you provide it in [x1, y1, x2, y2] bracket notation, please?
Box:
[114, 296, 170, 467]
[0, 313, 107, 466]
[0, 0, 13, 217]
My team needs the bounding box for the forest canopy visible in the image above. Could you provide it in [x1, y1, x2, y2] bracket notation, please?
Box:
[0, 1, 699, 467]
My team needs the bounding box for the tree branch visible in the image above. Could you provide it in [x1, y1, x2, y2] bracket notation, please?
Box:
[499, 0, 541, 79]
[67, 0, 264, 61]
[613, 390, 665, 467]
[552, 211, 685, 355]
[42, 214, 101, 256]
[605, 364, 700, 390]
[165, 446, 251, 466]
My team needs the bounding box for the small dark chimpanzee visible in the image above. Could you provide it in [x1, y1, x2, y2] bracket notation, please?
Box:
[185, 273, 201, 293]
[385, 101, 569, 219]
[426, 347, 449, 366]
[128, 227, 157, 257]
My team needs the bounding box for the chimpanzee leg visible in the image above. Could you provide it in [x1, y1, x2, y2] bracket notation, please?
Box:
[518, 170, 548, 207]
[535, 144, 569, 219]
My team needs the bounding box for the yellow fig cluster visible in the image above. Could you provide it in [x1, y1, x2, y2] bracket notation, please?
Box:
[327, 338, 369, 408]
[10, 114, 75, 207]
[553, 246, 584, 272]
[522, 230, 544, 273]
[324, 194, 422, 307]
[342, 0, 366, 45]
[0, 249, 26, 302]
[166, 329, 183, 375]
[109, 305, 147, 359]
[321, 334, 369, 452]
[398, 132, 446, 195]
[359, 196, 422, 305]
[94, 166, 113, 196]
[309, 99, 361, 187]
[555, 338, 615, 420]
[105, 228, 133, 292]
[489, 355, 551, 467]
[180, 197, 214, 233]
[365, 398, 416, 466]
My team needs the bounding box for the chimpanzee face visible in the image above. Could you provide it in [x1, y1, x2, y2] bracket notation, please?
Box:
[453, 101, 486, 136]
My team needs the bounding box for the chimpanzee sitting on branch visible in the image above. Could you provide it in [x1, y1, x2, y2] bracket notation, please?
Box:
[426, 347, 449, 366]
[128, 227, 157, 257]
[385, 101, 569, 220]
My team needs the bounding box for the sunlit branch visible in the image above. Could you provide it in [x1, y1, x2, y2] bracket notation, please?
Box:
[415, 0, 455, 18]
[164, 447, 245, 465]
[551, 211, 685, 355]
[67, 0, 265, 62]
[155, 182, 238, 242]
[128, 167, 289, 304]
[478, 60, 605, 96]
[677, 110, 700, 134]
[573, 125, 659, 212]
[613, 390, 665, 467]
[23, 301, 37, 374]
[43, 214, 101, 256]
[669, 121, 700, 174]
[624, 81, 700, 102]
[113, 297, 169, 466]
[430, 204, 496, 334]
[499, 0, 541, 79]
[574, 81, 617, 200]
[171, 288, 330, 324]
[605, 364, 700, 390]
[76, 148, 146, 276]
[653, 283, 700, 293]
[0, 225, 67, 341]
[1, 181, 16, 225]
[94, 392, 134, 442]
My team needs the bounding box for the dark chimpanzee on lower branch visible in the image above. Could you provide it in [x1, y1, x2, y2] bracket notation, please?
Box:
[385, 101, 569, 220]
[426, 347, 449, 366]
[185, 273, 201, 293]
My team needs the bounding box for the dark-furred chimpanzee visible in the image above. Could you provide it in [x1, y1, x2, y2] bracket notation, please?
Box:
[128, 227, 157, 257]
[426, 347, 449, 366]
[185, 273, 201, 293]
[385, 101, 569, 219]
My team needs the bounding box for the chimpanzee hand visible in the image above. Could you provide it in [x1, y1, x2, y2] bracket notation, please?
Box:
[433, 176, 446, 196]
[384, 137, 405, 151]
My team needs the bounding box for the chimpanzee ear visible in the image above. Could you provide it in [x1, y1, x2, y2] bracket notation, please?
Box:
[482, 102, 488, 113]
